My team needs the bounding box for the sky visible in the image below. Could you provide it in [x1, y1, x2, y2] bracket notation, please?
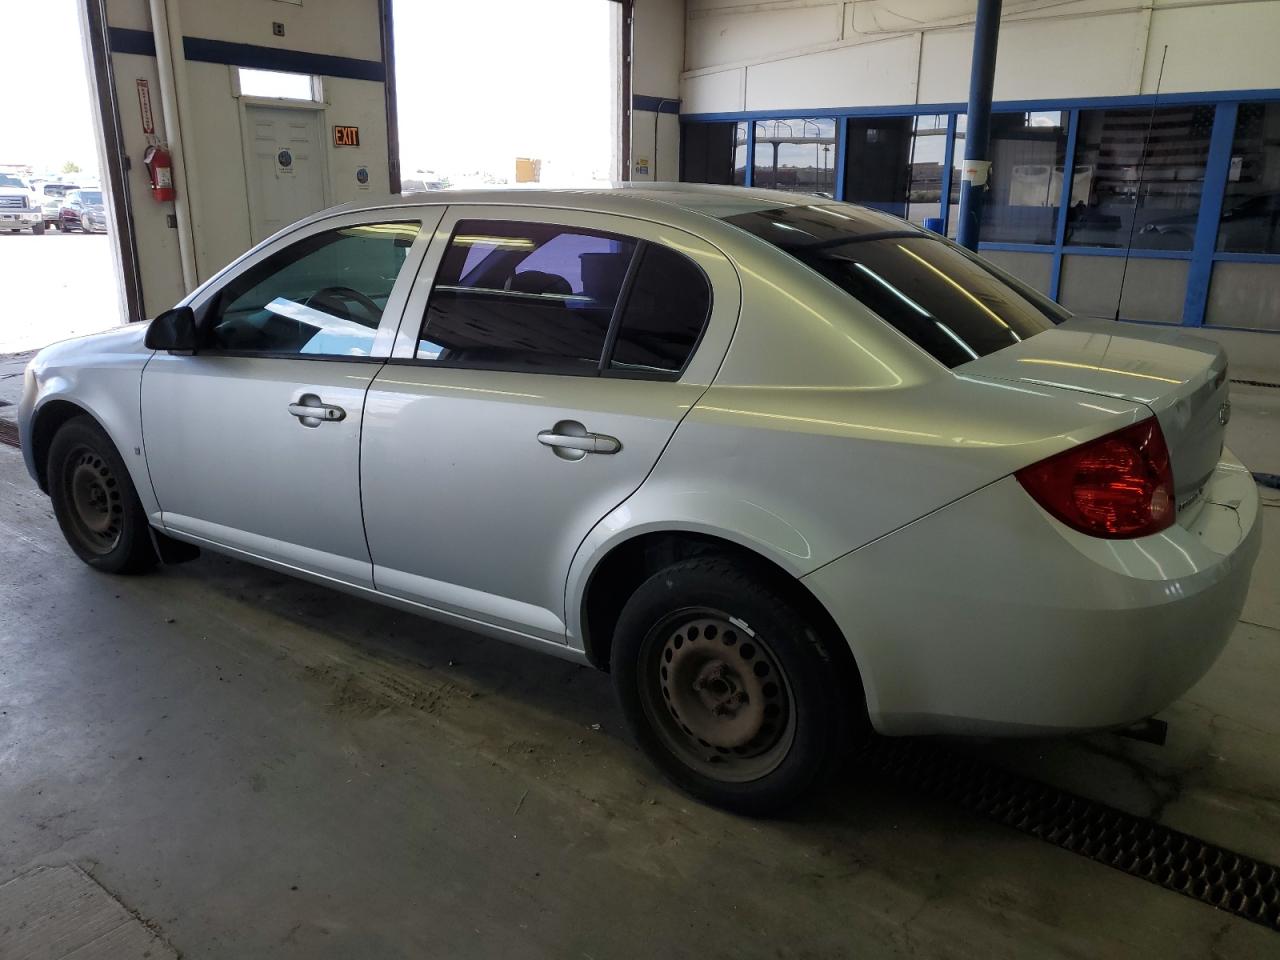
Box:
[0, 0, 617, 184]
[391, 0, 617, 184]
[0, 0, 100, 175]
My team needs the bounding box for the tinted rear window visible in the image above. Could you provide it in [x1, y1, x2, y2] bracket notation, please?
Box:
[724, 204, 1059, 368]
[609, 244, 711, 375]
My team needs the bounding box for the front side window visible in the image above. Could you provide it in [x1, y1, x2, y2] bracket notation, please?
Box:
[416, 220, 638, 373]
[724, 203, 1057, 368]
[206, 222, 419, 356]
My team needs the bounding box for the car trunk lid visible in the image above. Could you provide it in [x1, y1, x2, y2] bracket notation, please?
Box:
[958, 317, 1229, 506]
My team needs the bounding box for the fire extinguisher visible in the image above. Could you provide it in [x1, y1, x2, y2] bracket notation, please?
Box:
[142, 145, 175, 202]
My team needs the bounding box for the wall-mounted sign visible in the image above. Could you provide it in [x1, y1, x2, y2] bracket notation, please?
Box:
[277, 149, 294, 174]
[333, 125, 360, 147]
[355, 166, 370, 187]
[136, 79, 157, 146]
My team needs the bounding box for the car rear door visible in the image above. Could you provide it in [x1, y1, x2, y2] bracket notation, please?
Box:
[360, 205, 739, 643]
[140, 208, 440, 586]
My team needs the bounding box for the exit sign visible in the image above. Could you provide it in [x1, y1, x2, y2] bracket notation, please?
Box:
[333, 125, 360, 147]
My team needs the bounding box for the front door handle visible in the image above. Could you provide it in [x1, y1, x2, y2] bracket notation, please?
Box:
[537, 420, 620, 461]
[288, 393, 346, 427]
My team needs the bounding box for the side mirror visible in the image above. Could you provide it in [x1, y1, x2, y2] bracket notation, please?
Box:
[145, 306, 198, 352]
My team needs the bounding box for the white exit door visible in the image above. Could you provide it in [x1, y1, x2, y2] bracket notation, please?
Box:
[243, 105, 328, 244]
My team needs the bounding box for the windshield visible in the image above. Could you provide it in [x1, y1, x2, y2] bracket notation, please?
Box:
[723, 203, 1065, 368]
[0, 174, 25, 188]
[81, 191, 103, 204]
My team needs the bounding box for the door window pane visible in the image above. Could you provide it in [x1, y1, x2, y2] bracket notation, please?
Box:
[1218, 102, 1280, 254]
[753, 118, 837, 195]
[207, 222, 419, 356]
[417, 220, 638, 373]
[609, 245, 711, 375]
[1065, 106, 1214, 250]
[980, 111, 1068, 244]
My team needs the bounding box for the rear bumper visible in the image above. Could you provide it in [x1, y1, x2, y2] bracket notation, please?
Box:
[803, 449, 1261, 737]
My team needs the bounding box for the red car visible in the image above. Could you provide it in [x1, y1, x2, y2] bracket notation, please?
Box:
[57, 189, 104, 233]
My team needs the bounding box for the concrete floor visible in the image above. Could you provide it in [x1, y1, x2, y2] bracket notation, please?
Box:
[1, 383, 1279, 958]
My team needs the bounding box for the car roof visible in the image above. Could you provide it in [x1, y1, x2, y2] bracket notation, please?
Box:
[298, 182, 865, 241]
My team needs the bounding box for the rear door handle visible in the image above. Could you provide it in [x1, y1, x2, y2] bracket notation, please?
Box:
[288, 393, 346, 427]
[538, 420, 620, 460]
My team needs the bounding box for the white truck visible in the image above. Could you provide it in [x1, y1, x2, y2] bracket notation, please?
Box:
[0, 173, 45, 235]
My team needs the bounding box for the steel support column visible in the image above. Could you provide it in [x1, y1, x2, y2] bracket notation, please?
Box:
[956, 0, 1003, 250]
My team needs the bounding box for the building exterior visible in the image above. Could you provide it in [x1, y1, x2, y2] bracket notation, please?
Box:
[676, 0, 1280, 333]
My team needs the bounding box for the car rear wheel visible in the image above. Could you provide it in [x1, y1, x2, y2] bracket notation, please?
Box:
[32, 222, 45, 235]
[612, 557, 855, 814]
[48, 416, 157, 574]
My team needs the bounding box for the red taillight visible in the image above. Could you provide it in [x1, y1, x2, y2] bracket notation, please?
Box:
[1015, 418, 1175, 539]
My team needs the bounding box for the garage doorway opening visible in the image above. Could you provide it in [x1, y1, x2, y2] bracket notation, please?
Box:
[392, 0, 621, 193]
[0, 0, 126, 354]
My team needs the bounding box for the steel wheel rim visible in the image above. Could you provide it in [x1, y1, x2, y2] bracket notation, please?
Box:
[63, 445, 123, 555]
[639, 608, 796, 783]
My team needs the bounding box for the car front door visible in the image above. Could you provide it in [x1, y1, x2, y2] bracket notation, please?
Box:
[141, 209, 439, 586]
[360, 206, 739, 643]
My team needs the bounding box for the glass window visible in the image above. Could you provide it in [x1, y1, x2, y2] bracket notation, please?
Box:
[1218, 102, 1280, 254]
[753, 118, 837, 195]
[679, 121, 743, 186]
[722, 202, 1055, 368]
[416, 220, 638, 373]
[842, 117, 911, 216]
[947, 114, 967, 238]
[206, 222, 419, 356]
[980, 111, 1068, 245]
[237, 67, 317, 101]
[1065, 106, 1214, 250]
[840, 115, 950, 226]
[610, 245, 711, 375]
[733, 122, 748, 186]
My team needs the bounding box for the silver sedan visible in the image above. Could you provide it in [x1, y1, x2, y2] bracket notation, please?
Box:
[17, 185, 1260, 813]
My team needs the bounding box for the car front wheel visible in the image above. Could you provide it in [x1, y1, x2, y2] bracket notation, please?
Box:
[48, 416, 157, 574]
[612, 557, 855, 814]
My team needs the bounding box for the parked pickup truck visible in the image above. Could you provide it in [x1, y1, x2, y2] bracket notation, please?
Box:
[0, 173, 45, 234]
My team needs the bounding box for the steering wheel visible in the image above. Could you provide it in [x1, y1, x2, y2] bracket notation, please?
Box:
[303, 286, 382, 325]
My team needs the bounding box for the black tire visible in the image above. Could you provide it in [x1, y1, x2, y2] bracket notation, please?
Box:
[612, 556, 857, 815]
[32, 222, 45, 235]
[47, 416, 157, 574]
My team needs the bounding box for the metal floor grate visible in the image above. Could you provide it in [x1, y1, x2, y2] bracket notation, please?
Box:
[862, 737, 1280, 931]
[0, 419, 19, 449]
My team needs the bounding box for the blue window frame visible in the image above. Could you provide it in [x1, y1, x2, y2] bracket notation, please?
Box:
[682, 87, 1280, 331]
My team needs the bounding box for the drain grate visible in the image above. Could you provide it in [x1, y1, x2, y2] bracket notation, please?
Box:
[0, 419, 19, 449]
[862, 737, 1280, 931]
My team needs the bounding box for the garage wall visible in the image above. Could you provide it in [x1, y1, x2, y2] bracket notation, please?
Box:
[100, 0, 392, 318]
[682, 0, 1280, 115]
[631, 0, 685, 180]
